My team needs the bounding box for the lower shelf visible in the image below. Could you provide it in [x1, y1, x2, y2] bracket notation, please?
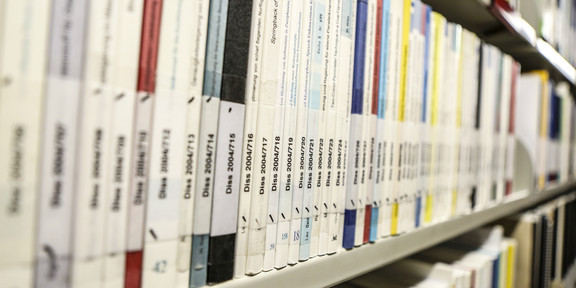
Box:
[212, 181, 576, 288]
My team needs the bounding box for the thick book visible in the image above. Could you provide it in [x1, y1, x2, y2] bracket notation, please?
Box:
[141, 0, 195, 286]
[190, 0, 230, 286]
[234, 0, 267, 277]
[176, 0, 210, 286]
[0, 1, 51, 286]
[207, 0, 253, 283]
[124, 1, 163, 287]
[72, 1, 120, 286]
[343, 0, 367, 250]
[35, 0, 89, 286]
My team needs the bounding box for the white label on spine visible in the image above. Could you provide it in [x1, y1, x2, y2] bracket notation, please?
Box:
[211, 101, 246, 236]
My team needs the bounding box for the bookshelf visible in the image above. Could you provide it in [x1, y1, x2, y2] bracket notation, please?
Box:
[423, 0, 576, 90]
[212, 181, 576, 288]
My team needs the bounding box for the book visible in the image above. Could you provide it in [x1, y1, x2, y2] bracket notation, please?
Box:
[72, 1, 120, 286]
[175, 0, 209, 286]
[207, 0, 253, 283]
[305, 0, 327, 258]
[505, 62, 519, 196]
[330, 0, 357, 254]
[235, 0, 267, 278]
[35, 0, 89, 286]
[141, 0, 196, 286]
[264, 0, 287, 268]
[108, 1, 145, 287]
[245, 0, 283, 273]
[291, 0, 312, 261]
[275, 0, 301, 268]
[343, 0, 367, 249]
[286, 0, 307, 265]
[0, 1, 51, 286]
[190, 0, 230, 285]
[124, 1, 162, 287]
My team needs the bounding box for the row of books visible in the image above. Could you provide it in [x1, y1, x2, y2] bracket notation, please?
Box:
[1, 0, 575, 288]
[338, 226, 519, 288]
[339, 191, 576, 288]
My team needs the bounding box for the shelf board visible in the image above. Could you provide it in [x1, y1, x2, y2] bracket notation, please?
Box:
[422, 0, 576, 89]
[213, 182, 576, 288]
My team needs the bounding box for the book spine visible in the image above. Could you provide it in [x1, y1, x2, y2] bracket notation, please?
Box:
[288, 0, 312, 263]
[190, 0, 229, 285]
[320, 0, 340, 255]
[109, 0, 144, 287]
[207, 0, 253, 283]
[334, 0, 356, 252]
[142, 0, 195, 286]
[287, 0, 307, 265]
[505, 62, 518, 196]
[0, 1, 51, 286]
[377, 0, 391, 239]
[35, 0, 88, 286]
[275, 0, 300, 268]
[369, 0, 384, 243]
[245, 0, 282, 274]
[264, 0, 287, 269]
[327, 0, 344, 255]
[343, 0, 367, 250]
[73, 1, 120, 286]
[125, 1, 162, 287]
[302, 0, 326, 259]
[234, 0, 267, 278]
[175, 0, 209, 286]
[359, 0, 376, 245]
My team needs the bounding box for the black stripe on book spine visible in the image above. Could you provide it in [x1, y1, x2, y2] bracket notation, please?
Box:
[206, 234, 236, 284]
[219, 0, 254, 104]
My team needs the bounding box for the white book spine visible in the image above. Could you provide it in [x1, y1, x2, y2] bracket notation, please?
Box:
[0, 1, 50, 287]
[264, 0, 287, 270]
[310, 0, 330, 257]
[190, 0, 228, 285]
[175, 0, 209, 286]
[235, 0, 267, 278]
[35, 0, 88, 286]
[105, 0, 144, 286]
[288, 0, 312, 264]
[275, 0, 300, 268]
[73, 1, 120, 287]
[327, 0, 346, 255]
[245, 0, 282, 274]
[142, 0, 193, 286]
[319, 0, 340, 255]
[302, 0, 326, 259]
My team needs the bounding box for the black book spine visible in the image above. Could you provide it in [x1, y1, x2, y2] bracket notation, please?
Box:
[206, 0, 254, 284]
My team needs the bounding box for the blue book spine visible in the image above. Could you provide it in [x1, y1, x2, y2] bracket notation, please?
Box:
[343, 0, 367, 250]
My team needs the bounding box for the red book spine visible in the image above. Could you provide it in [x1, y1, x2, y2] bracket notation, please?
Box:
[505, 61, 518, 196]
[125, 0, 163, 287]
[365, 0, 383, 244]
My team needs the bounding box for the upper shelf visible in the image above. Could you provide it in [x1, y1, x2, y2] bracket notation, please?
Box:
[422, 0, 576, 87]
[212, 182, 576, 288]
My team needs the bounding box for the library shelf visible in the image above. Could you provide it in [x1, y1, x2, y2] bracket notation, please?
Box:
[212, 181, 576, 288]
